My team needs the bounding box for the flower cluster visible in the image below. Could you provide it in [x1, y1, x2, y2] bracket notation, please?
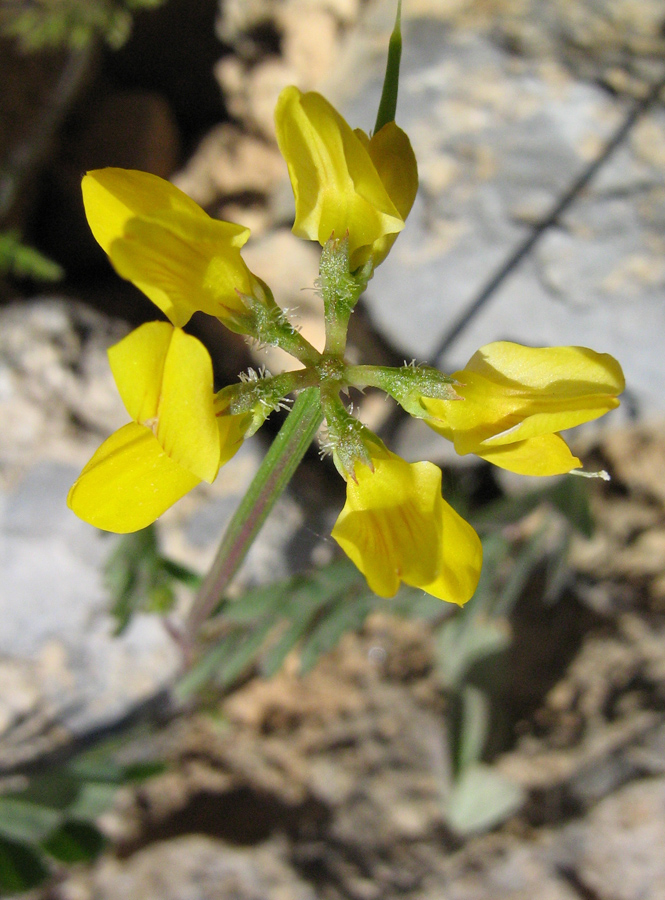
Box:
[68, 86, 624, 607]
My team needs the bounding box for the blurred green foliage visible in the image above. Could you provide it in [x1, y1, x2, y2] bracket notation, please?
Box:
[0, 0, 167, 51]
[0, 734, 164, 894]
[0, 230, 63, 282]
[105, 525, 200, 634]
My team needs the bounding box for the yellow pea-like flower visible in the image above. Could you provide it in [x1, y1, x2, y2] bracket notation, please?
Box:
[274, 86, 418, 269]
[68, 322, 247, 533]
[332, 449, 482, 604]
[422, 342, 625, 476]
[82, 168, 256, 328]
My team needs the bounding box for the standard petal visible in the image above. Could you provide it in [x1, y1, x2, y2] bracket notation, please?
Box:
[466, 342, 625, 394]
[108, 321, 173, 424]
[474, 434, 581, 476]
[67, 423, 200, 533]
[275, 87, 403, 264]
[82, 168, 249, 256]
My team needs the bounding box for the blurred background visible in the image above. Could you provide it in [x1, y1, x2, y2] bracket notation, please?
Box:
[2, 0, 665, 896]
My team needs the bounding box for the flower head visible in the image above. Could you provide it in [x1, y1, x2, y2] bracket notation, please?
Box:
[82, 168, 258, 329]
[68, 322, 247, 532]
[422, 342, 625, 475]
[331, 448, 482, 604]
[275, 86, 417, 270]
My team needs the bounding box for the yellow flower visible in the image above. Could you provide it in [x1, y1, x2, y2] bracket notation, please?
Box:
[82, 168, 257, 328]
[68, 322, 247, 533]
[274, 86, 418, 269]
[331, 449, 482, 604]
[422, 342, 625, 475]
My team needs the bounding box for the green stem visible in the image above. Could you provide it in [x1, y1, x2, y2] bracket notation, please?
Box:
[185, 387, 323, 640]
[374, 0, 402, 133]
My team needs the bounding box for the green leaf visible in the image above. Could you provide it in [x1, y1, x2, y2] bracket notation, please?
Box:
[221, 581, 291, 625]
[122, 761, 166, 782]
[444, 763, 525, 836]
[0, 837, 49, 893]
[0, 0, 167, 51]
[66, 782, 120, 822]
[261, 612, 317, 678]
[456, 685, 490, 773]
[216, 619, 276, 688]
[491, 525, 549, 619]
[436, 617, 511, 690]
[260, 561, 362, 678]
[299, 590, 375, 674]
[67, 751, 125, 784]
[0, 230, 63, 281]
[14, 771, 81, 811]
[387, 585, 449, 622]
[41, 820, 105, 864]
[548, 476, 594, 537]
[104, 525, 195, 633]
[374, 0, 403, 132]
[0, 797, 62, 844]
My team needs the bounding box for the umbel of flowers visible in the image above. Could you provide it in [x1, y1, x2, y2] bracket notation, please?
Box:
[68, 86, 624, 607]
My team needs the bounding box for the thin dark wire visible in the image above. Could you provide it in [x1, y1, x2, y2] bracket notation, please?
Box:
[431, 73, 665, 368]
[377, 73, 665, 443]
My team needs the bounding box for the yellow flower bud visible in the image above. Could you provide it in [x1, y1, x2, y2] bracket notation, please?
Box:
[274, 87, 417, 269]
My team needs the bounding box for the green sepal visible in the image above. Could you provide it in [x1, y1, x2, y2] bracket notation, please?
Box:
[322, 392, 383, 481]
[319, 236, 371, 356]
[346, 363, 460, 419]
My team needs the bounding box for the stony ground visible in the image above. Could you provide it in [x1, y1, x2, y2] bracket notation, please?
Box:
[2, 0, 665, 897]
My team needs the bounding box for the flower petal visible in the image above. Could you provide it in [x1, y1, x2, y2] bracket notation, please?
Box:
[361, 122, 418, 267]
[108, 324, 221, 482]
[82, 168, 249, 256]
[155, 327, 221, 482]
[217, 411, 250, 468]
[466, 342, 625, 394]
[420, 498, 483, 605]
[67, 422, 200, 533]
[108, 321, 172, 424]
[332, 452, 481, 604]
[474, 434, 581, 475]
[358, 122, 418, 222]
[275, 86, 404, 265]
[82, 169, 253, 327]
[107, 216, 253, 328]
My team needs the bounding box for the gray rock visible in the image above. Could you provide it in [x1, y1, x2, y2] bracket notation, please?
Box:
[557, 777, 665, 900]
[58, 835, 316, 900]
[0, 298, 306, 767]
[0, 301, 181, 765]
